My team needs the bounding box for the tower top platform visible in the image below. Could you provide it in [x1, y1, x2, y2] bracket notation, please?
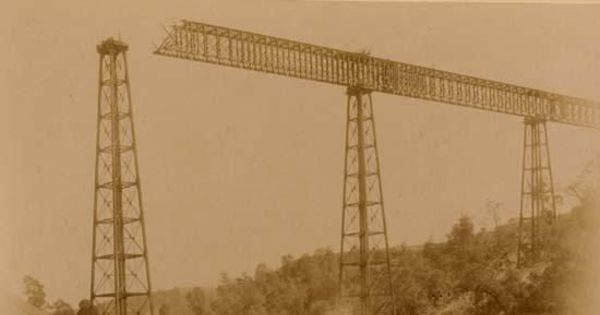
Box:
[97, 37, 128, 55]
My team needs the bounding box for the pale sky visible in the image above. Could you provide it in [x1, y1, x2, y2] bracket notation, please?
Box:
[1, 0, 599, 307]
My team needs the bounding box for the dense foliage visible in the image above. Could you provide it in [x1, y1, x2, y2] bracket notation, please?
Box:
[187, 197, 598, 315]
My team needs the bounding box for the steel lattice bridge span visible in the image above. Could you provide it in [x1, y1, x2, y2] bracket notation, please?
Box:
[157, 20, 599, 128]
[154, 20, 599, 315]
[87, 19, 600, 315]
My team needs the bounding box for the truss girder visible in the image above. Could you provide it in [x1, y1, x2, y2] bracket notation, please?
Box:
[155, 20, 600, 129]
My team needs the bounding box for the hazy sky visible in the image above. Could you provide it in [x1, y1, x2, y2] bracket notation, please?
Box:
[1, 0, 600, 307]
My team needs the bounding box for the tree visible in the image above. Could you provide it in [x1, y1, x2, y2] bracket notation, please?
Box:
[51, 299, 75, 315]
[447, 215, 475, 249]
[76, 299, 98, 315]
[484, 200, 502, 230]
[568, 157, 600, 229]
[23, 275, 46, 309]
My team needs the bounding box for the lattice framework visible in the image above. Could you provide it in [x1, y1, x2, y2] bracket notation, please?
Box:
[92, 38, 155, 315]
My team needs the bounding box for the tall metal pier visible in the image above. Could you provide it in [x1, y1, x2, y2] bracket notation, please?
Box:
[339, 86, 396, 315]
[91, 38, 155, 315]
[517, 117, 557, 266]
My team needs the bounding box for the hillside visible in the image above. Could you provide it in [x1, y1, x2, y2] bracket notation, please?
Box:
[166, 203, 599, 315]
[16, 206, 597, 315]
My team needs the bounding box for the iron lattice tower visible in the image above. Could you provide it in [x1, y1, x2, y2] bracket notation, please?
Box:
[91, 38, 155, 315]
[517, 117, 557, 266]
[338, 86, 396, 315]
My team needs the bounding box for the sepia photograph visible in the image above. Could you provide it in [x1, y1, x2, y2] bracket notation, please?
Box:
[1, 1, 600, 314]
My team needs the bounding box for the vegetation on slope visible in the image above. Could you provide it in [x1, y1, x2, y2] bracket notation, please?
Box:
[21, 160, 600, 315]
[183, 161, 600, 315]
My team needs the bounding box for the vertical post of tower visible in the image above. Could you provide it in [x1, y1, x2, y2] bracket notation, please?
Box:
[91, 38, 155, 315]
[338, 86, 396, 315]
[356, 89, 370, 314]
[517, 117, 557, 267]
